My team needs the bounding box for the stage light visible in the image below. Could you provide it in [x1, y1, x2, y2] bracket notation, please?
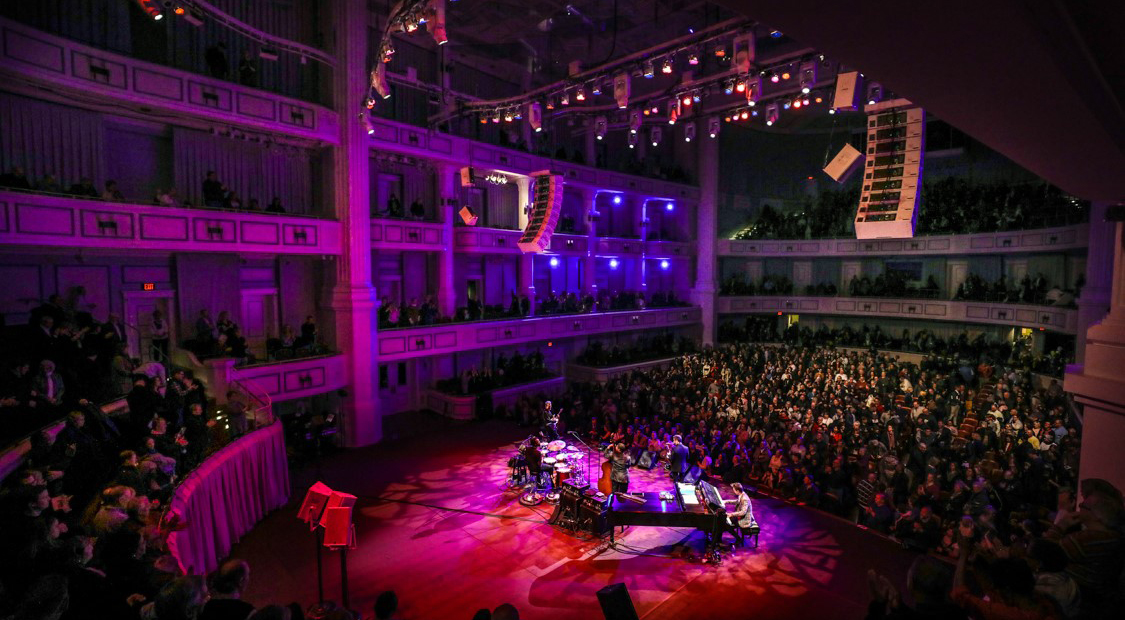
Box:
[687, 52, 699, 65]
[492, 110, 501, 123]
[362, 114, 375, 135]
[575, 88, 586, 102]
[560, 91, 570, 106]
[724, 116, 732, 122]
[828, 108, 836, 115]
[751, 109, 758, 116]
[735, 79, 746, 93]
[781, 70, 791, 80]
[660, 260, 670, 270]
[609, 258, 619, 269]
[802, 86, 811, 94]
[628, 133, 637, 148]
[783, 101, 792, 110]
[650, 126, 662, 146]
[802, 96, 810, 106]
[713, 45, 726, 58]
[595, 116, 607, 140]
[174, 7, 184, 15]
[591, 81, 602, 96]
[740, 110, 749, 120]
[866, 82, 883, 105]
[503, 110, 513, 122]
[365, 97, 375, 109]
[613, 194, 622, 205]
[769, 71, 779, 83]
[793, 99, 802, 108]
[682, 95, 692, 106]
[643, 61, 655, 78]
[765, 102, 779, 126]
[665, 202, 675, 211]
[651, 105, 659, 114]
[708, 117, 720, 138]
[815, 95, 823, 103]
[629, 110, 641, 133]
[723, 80, 734, 95]
[770, 30, 783, 38]
[549, 257, 559, 267]
[693, 92, 701, 103]
[662, 58, 673, 74]
[480, 115, 488, 124]
[684, 123, 695, 142]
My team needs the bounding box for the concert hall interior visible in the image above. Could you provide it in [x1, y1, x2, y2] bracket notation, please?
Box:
[2, 1, 1124, 620]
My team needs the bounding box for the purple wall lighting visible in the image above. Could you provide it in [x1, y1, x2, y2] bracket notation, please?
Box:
[549, 257, 559, 268]
[609, 258, 619, 269]
[665, 202, 675, 211]
[660, 259, 670, 270]
[613, 194, 623, 205]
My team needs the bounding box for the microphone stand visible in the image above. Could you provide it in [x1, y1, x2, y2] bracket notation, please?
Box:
[568, 431, 595, 490]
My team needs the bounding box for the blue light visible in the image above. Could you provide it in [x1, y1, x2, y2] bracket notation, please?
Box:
[660, 260, 670, 270]
[549, 257, 559, 268]
[612, 194, 622, 205]
[665, 202, 674, 212]
[609, 258, 619, 269]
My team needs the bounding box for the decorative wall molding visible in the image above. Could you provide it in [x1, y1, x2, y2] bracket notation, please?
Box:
[717, 295, 1078, 333]
[718, 224, 1088, 258]
[377, 306, 702, 361]
[231, 354, 347, 402]
[0, 191, 341, 255]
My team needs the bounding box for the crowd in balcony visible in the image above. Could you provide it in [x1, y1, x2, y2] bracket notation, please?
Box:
[717, 319, 1072, 378]
[436, 350, 550, 396]
[575, 334, 697, 367]
[0, 166, 291, 216]
[186, 309, 322, 365]
[373, 192, 429, 221]
[719, 270, 1079, 308]
[731, 180, 1089, 240]
[527, 341, 1118, 617]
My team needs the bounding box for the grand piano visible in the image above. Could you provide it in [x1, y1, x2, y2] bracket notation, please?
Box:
[605, 480, 728, 546]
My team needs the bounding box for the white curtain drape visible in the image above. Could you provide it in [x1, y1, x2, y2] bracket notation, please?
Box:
[0, 93, 105, 189]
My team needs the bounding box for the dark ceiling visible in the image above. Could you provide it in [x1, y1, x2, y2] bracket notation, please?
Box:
[716, 0, 1125, 201]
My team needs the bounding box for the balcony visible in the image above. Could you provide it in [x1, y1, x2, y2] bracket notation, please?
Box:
[546, 233, 589, 255]
[371, 218, 446, 251]
[717, 296, 1078, 333]
[453, 226, 523, 253]
[366, 117, 700, 200]
[646, 239, 695, 258]
[596, 237, 645, 256]
[223, 354, 347, 403]
[376, 306, 702, 362]
[0, 190, 341, 255]
[0, 18, 338, 143]
[717, 223, 1089, 257]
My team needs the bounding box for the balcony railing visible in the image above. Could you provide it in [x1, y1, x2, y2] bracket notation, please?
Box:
[0, 189, 341, 255]
[717, 295, 1079, 333]
[718, 223, 1088, 257]
[0, 17, 338, 143]
[377, 306, 703, 361]
[371, 218, 446, 251]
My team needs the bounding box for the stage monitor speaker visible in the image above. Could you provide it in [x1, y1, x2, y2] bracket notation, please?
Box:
[459, 166, 475, 187]
[297, 481, 333, 526]
[833, 71, 861, 111]
[683, 466, 702, 484]
[636, 450, 655, 470]
[596, 583, 640, 620]
[459, 205, 478, 226]
[823, 143, 864, 183]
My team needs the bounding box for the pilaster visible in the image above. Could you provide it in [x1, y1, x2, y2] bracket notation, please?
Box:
[691, 132, 719, 345]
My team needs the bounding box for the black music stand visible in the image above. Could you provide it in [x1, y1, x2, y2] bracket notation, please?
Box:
[296, 481, 332, 603]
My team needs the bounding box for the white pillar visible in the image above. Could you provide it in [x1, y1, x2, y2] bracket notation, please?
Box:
[329, 0, 379, 446]
[691, 130, 718, 345]
[516, 176, 531, 231]
[1066, 205, 1125, 497]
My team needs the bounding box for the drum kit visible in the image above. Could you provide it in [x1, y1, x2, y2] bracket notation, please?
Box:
[511, 438, 589, 506]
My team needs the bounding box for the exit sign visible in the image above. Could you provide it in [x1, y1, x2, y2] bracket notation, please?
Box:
[143, 283, 155, 291]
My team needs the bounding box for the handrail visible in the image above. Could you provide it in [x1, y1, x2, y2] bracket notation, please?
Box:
[0, 187, 333, 221]
[378, 304, 696, 331]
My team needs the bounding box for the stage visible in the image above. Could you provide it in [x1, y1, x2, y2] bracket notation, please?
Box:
[232, 419, 918, 619]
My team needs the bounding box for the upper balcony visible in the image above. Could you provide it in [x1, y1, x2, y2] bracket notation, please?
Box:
[0, 189, 341, 255]
[717, 295, 1078, 333]
[0, 18, 338, 144]
[370, 217, 447, 252]
[717, 223, 1088, 258]
[367, 117, 700, 201]
[376, 306, 702, 362]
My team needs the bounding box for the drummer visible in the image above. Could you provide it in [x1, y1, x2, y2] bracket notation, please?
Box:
[525, 437, 543, 484]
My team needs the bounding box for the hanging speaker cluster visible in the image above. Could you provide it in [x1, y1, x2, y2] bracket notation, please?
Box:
[518, 171, 563, 253]
[855, 100, 925, 240]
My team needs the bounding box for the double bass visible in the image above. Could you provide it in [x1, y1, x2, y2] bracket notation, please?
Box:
[598, 444, 613, 495]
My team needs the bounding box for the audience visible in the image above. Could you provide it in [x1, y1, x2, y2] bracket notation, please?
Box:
[438, 350, 550, 396]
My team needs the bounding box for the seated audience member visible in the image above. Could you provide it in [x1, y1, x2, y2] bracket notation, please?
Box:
[200, 559, 255, 620]
[374, 590, 399, 620]
[37, 173, 62, 193]
[203, 171, 226, 208]
[0, 165, 33, 189]
[101, 180, 125, 201]
[266, 197, 285, 213]
[68, 177, 99, 198]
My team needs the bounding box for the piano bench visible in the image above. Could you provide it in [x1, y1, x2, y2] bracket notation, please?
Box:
[737, 526, 761, 548]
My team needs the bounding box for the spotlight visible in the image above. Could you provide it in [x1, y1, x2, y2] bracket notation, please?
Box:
[783, 101, 792, 110]
[713, 45, 726, 58]
[735, 79, 747, 93]
[769, 71, 779, 83]
[781, 70, 791, 80]
[650, 126, 662, 146]
[549, 257, 559, 267]
[560, 91, 570, 106]
[684, 122, 695, 142]
[802, 86, 810, 94]
[793, 99, 802, 109]
[708, 116, 720, 138]
[651, 105, 659, 114]
[643, 61, 655, 78]
[769, 30, 783, 38]
[613, 194, 622, 205]
[802, 96, 810, 106]
[174, 7, 184, 15]
[662, 58, 673, 74]
[660, 260, 670, 270]
[740, 110, 749, 120]
[866, 82, 882, 105]
[828, 108, 836, 115]
[725, 116, 732, 122]
[723, 80, 734, 95]
[365, 97, 375, 109]
[682, 95, 692, 107]
[665, 202, 675, 211]
[799, 60, 817, 94]
[629, 110, 641, 133]
[575, 88, 586, 101]
[687, 52, 699, 65]
[765, 102, 779, 126]
[362, 114, 375, 135]
[492, 110, 501, 123]
[591, 81, 602, 96]
[815, 95, 823, 103]
[609, 258, 619, 269]
[628, 132, 638, 148]
[595, 116, 607, 140]
[503, 110, 513, 122]
[693, 92, 701, 103]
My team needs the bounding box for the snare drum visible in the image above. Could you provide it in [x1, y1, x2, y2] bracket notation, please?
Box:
[543, 456, 558, 468]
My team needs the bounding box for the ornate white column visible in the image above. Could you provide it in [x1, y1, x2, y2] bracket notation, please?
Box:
[436, 164, 457, 318]
[1065, 204, 1125, 496]
[329, 0, 379, 446]
[691, 128, 719, 345]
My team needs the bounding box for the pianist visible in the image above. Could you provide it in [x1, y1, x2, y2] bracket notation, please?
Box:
[725, 482, 758, 542]
[603, 442, 635, 494]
